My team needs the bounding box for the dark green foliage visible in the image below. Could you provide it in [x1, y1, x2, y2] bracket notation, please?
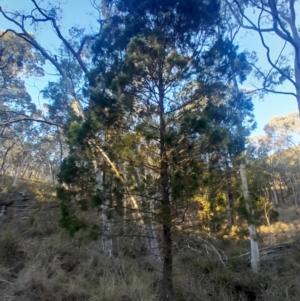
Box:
[92, 192, 103, 207]
[57, 157, 78, 185]
[96, 0, 220, 52]
[202, 37, 252, 84]
[89, 224, 99, 241]
[58, 188, 86, 237]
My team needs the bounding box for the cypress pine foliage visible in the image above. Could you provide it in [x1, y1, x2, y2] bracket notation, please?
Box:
[57, 0, 255, 299]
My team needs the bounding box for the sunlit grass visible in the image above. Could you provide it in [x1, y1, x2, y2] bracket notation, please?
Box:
[0, 175, 57, 201]
[1, 177, 300, 300]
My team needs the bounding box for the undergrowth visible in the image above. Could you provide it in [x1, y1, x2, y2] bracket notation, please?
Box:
[0, 182, 300, 300]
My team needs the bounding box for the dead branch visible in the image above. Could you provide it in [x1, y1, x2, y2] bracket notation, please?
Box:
[0, 117, 63, 128]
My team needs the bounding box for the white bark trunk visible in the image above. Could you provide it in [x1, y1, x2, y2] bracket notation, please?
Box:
[148, 199, 161, 260]
[93, 161, 112, 257]
[134, 168, 161, 261]
[49, 162, 54, 182]
[90, 138, 160, 258]
[91, 142, 146, 225]
[12, 151, 32, 187]
[290, 178, 298, 206]
[240, 163, 259, 272]
[270, 181, 278, 205]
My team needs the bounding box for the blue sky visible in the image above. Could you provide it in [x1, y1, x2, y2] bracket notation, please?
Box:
[0, 0, 298, 136]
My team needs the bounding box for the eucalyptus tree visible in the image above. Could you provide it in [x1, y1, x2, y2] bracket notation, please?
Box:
[248, 113, 300, 205]
[264, 112, 300, 153]
[0, 31, 44, 179]
[224, 0, 300, 112]
[0, 31, 45, 123]
[0, 0, 149, 207]
[0, 2, 101, 186]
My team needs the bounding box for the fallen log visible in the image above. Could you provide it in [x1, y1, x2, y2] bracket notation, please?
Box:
[230, 241, 298, 262]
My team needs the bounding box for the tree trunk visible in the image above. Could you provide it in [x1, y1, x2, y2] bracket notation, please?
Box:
[33, 163, 43, 181]
[294, 46, 300, 113]
[21, 161, 30, 179]
[161, 158, 173, 301]
[134, 167, 161, 261]
[12, 151, 32, 187]
[240, 163, 259, 272]
[57, 127, 63, 163]
[93, 161, 112, 257]
[225, 175, 233, 226]
[0, 140, 18, 177]
[49, 162, 54, 182]
[270, 181, 278, 205]
[290, 177, 298, 206]
[159, 73, 173, 301]
[279, 178, 285, 203]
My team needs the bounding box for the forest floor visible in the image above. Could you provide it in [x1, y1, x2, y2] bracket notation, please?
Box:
[1, 179, 300, 301]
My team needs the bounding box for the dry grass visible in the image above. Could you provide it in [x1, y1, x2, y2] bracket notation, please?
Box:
[0, 176, 56, 202]
[0, 179, 161, 301]
[0, 201, 160, 301]
[257, 204, 300, 246]
[1, 180, 300, 300]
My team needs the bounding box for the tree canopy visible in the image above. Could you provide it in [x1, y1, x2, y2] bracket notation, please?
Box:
[0, 1, 299, 300]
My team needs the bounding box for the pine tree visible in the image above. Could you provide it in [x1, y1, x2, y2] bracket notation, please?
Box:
[58, 0, 254, 299]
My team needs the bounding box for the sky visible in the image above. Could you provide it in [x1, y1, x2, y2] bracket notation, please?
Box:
[0, 0, 298, 136]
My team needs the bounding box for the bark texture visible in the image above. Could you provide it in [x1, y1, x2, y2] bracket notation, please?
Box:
[240, 163, 260, 272]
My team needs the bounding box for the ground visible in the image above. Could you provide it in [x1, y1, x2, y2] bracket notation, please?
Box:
[1, 178, 300, 301]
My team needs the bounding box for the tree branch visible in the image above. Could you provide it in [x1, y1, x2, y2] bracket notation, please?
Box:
[0, 117, 63, 128]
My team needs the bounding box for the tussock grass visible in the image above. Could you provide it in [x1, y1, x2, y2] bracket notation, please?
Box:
[0, 175, 56, 202]
[1, 180, 300, 300]
[0, 192, 160, 301]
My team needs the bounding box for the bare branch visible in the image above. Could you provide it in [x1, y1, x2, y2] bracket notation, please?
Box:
[30, 0, 89, 75]
[0, 117, 63, 128]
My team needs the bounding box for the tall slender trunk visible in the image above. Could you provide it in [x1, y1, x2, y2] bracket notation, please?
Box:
[35, 167, 42, 181]
[31, 163, 42, 180]
[231, 59, 259, 271]
[294, 51, 300, 113]
[0, 140, 18, 177]
[279, 178, 285, 203]
[158, 69, 173, 301]
[93, 161, 112, 257]
[91, 147, 155, 258]
[122, 166, 128, 236]
[57, 127, 63, 163]
[160, 141, 173, 301]
[225, 163, 233, 226]
[290, 177, 298, 206]
[240, 163, 259, 272]
[12, 151, 32, 187]
[92, 142, 145, 220]
[21, 161, 30, 178]
[49, 162, 54, 182]
[263, 187, 269, 200]
[270, 181, 278, 204]
[225, 185, 232, 227]
[134, 167, 161, 261]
